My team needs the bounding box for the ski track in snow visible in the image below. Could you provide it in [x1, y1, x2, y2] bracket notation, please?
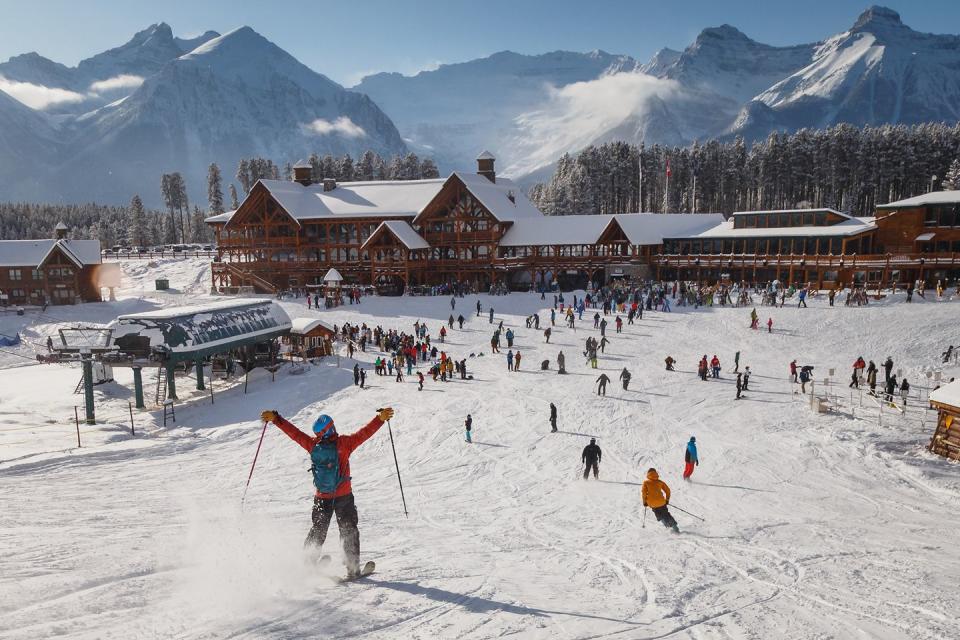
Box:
[1, 263, 959, 639]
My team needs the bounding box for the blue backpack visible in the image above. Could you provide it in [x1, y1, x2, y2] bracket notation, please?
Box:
[310, 440, 347, 493]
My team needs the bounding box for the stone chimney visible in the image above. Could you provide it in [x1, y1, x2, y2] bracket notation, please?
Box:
[293, 160, 313, 186]
[477, 150, 496, 183]
[323, 178, 337, 192]
[54, 221, 68, 239]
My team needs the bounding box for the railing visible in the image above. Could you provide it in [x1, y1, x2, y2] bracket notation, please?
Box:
[654, 252, 960, 270]
[102, 250, 217, 260]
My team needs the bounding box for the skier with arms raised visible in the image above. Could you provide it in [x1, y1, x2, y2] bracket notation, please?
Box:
[259, 407, 395, 579]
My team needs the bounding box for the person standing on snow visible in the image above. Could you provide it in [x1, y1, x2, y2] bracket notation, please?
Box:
[465, 414, 473, 443]
[596, 373, 611, 396]
[476, 299, 482, 317]
[665, 355, 675, 371]
[353, 363, 360, 386]
[683, 437, 698, 480]
[735, 373, 743, 399]
[789, 359, 797, 383]
[550, 402, 558, 432]
[642, 468, 679, 533]
[417, 371, 425, 391]
[710, 355, 721, 378]
[619, 367, 632, 390]
[742, 366, 751, 391]
[514, 350, 521, 371]
[507, 349, 514, 371]
[866, 361, 878, 395]
[259, 407, 394, 578]
[489, 308, 494, 324]
[582, 438, 602, 480]
[359, 369, 366, 389]
[733, 351, 741, 373]
[557, 350, 566, 374]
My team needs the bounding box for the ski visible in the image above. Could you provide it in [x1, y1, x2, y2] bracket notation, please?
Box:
[336, 560, 375, 583]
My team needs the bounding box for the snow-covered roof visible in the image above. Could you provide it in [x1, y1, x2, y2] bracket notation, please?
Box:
[732, 208, 851, 220]
[323, 268, 343, 282]
[111, 299, 291, 358]
[878, 191, 960, 208]
[204, 209, 235, 224]
[0, 239, 101, 267]
[499, 215, 614, 246]
[252, 178, 445, 223]
[929, 379, 960, 410]
[451, 172, 544, 222]
[116, 298, 270, 320]
[916, 232, 936, 242]
[614, 213, 726, 245]
[362, 221, 430, 251]
[499, 213, 726, 247]
[685, 217, 875, 239]
[477, 150, 496, 160]
[289, 317, 335, 335]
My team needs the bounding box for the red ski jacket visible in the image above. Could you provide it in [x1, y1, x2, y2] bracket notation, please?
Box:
[274, 415, 384, 499]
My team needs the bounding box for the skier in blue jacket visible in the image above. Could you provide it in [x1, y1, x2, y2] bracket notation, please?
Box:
[682, 436, 698, 480]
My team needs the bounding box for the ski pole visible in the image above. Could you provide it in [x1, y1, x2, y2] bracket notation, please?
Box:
[381, 411, 408, 518]
[242, 420, 269, 506]
[670, 504, 705, 521]
[642, 507, 647, 528]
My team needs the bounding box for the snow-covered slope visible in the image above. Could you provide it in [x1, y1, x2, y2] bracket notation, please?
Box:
[354, 50, 635, 172]
[0, 264, 958, 638]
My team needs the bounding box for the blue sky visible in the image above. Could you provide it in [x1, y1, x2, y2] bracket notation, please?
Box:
[2, 0, 958, 86]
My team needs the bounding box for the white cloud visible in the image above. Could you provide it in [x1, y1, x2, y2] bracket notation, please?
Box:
[0, 75, 87, 110]
[88, 74, 144, 93]
[504, 72, 681, 176]
[301, 116, 366, 138]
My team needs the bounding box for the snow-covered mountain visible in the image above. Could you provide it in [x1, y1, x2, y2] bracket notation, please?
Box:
[733, 6, 960, 136]
[0, 24, 406, 206]
[354, 50, 636, 172]
[510, 5, 960, 182]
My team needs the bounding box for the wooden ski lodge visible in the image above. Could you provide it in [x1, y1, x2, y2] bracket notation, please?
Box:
[0, 223, 112, 305]
[206, 153, 960, 293]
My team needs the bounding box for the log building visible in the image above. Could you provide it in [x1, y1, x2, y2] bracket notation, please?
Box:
[0, 224, 107, 305]
[206, 153, 960, 293]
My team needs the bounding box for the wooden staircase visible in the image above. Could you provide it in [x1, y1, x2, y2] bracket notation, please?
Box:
[215, 262, 278, 294]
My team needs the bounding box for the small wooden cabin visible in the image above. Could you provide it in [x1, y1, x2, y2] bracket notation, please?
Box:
[288, 317, 335, 358]
[928, 380, 960, 461]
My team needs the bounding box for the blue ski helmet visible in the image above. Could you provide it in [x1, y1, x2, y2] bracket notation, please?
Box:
[312, 414, 336, 438]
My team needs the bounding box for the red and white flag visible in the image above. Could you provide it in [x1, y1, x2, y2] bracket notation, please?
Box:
[665, 157, 672, 178]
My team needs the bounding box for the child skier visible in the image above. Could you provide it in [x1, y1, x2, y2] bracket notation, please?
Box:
[683, 436, 698, 480]
[465, 414, 472, 443]
[259, 407, 394, 578]
[642, 468, 678, 533]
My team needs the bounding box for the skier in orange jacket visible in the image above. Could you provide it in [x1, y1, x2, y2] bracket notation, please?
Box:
[642, 468, 679, 533]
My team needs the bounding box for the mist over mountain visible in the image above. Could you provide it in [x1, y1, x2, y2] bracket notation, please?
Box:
[0, 6, 958, 206]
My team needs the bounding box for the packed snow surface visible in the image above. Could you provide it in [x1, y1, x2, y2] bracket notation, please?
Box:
[1, 259, 959, 639]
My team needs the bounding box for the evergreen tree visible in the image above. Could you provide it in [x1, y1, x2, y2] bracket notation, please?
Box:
[236, 159, 251, 194]
[207, 163, 224, 215]
[127, 194, 146, 247]
[943, 158, 960, 190]
[420, 158, 440, 179]
[229, 184, 239, 210]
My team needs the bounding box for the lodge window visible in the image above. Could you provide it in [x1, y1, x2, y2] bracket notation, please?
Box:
[924, 210, 938, 227]
[791, 213, 802, 226]
[802, 213, 813, 226]
[815, 212, 827, 226]
[745, 239, 755, 253]
[8, 269, 22, 280]
[30, 269, 41, 280]
[953, 241, 960, 252]
[11, 289, 24, 298]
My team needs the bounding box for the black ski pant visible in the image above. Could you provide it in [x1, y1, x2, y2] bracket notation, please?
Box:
[583, 459, 599, 479]
[305, 493, 360, 571]
[652, 505, 677, 529]
[550, 416, 557, 431]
